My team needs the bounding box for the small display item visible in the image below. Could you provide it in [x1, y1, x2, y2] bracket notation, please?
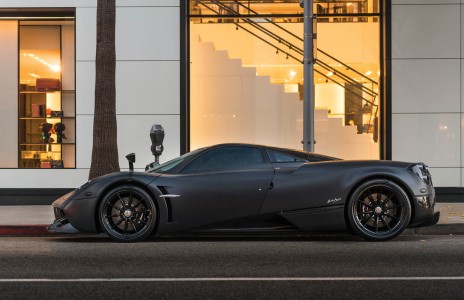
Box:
[32, 104, 46, 117]
[50, 110, 64, 117]
[40, 161, 51, 168]
[21, 151, 35, 159]
[36, 78, 61, 92]
[51, 160, 64, 169]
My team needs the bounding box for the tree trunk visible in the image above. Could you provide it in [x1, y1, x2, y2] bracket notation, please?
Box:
[89, 0, 119, 180]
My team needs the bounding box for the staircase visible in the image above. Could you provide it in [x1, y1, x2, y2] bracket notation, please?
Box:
[190, 34, 379, 160]
[194, 0, 379, 131]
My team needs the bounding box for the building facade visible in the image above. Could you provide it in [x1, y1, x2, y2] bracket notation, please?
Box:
[0, 0, 462, 202]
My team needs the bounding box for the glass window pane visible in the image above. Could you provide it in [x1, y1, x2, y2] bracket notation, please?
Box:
[189, 0, 381, 160]
[268, 150, 304, 163]
[182, 147, 265, 173]
[18, 20, 76, 169]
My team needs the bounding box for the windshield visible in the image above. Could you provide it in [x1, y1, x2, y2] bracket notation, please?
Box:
[147, 148, 204, 174]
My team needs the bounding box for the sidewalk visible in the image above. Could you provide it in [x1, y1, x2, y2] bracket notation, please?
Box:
[0, 203, 463, 236]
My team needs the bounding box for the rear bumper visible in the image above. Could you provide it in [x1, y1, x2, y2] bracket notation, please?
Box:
[410, 188, 440, 227]
[411, 211, 440, 228]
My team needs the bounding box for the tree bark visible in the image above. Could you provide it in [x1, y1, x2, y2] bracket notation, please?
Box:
[89, 0, 119, 180]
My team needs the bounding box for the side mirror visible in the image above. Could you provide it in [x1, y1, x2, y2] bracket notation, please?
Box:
[126, 153, 135, 172]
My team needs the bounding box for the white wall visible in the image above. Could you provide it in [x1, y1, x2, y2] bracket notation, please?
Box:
[391, 1, 462, 187]
[0, 0, 181, 188]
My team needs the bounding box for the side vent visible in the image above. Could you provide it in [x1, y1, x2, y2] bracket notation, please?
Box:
[158, 186, 173, 223]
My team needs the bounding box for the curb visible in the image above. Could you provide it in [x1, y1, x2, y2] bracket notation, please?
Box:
[0, 225, 52, 236]
[412, 224, 464, 235]
[0, 224, 463, 237]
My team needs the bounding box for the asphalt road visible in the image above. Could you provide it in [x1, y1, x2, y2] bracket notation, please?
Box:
[1, 234, 464, 299]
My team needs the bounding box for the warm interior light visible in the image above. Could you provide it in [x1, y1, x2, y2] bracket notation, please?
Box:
[289, 70, 297, 77]
[327, 71, 334, 77]
[23, 52, 61, 72]
[364, 70, 372, 76]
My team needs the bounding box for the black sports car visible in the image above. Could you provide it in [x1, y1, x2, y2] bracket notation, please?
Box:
[48, 143, 439, 242]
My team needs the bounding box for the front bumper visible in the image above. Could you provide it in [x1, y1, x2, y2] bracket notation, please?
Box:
[48, 189, 99, 233]
[47, 217, 80, 234]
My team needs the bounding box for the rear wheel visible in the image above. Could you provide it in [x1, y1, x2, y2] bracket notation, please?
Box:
[99, 185, 157, 242]
[347, 179, 411, 241]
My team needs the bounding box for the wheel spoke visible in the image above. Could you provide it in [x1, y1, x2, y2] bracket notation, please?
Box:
[105, 214, 119, 219]
[358, 200, 373, 208]
[367, 191, 375, 203]
[128, 192, 133, 208]
[357, 210, 373, 215]
[383, 194, 394, 203]
[132, 222, 138, 233]
[361, 214, 374, 226]
[380, 215, 392, 231]
[384, 213, 400, 220]
[107, 203, 122, 211]
[118, 193, 126, 207]
[111, 218, 123, 230]
[123, 220, 128, 235]
[375, 215, 379, 233]
[133, 200, 143, 209]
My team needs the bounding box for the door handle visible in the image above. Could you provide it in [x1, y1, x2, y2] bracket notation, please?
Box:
[268, 182, 274, 190]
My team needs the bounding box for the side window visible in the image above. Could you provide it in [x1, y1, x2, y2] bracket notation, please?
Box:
[182, 147, 265, 173]
[268, 150, 305, 163]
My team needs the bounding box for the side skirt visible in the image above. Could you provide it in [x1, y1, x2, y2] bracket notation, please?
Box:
[280, 205, 347, 232]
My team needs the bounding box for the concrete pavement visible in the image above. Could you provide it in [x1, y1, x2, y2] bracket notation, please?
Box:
[0, 203, 462, 236]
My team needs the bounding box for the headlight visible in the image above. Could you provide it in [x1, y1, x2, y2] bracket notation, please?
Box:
[409, 163, 433, 186]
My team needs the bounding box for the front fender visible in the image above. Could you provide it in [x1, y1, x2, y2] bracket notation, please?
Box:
[52, 171, 160, 233]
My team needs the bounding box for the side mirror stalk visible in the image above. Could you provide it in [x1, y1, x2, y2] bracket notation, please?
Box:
[126, 153, 135, 172]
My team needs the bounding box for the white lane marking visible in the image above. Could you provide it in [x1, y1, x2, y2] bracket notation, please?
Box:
[1, 277, 464, 282]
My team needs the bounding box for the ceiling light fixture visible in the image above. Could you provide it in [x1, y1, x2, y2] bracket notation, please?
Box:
[23, 52, 61, 72]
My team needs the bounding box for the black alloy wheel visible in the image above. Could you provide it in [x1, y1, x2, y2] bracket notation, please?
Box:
[99, 185, 157, 242]
[347, 179, 411, 241]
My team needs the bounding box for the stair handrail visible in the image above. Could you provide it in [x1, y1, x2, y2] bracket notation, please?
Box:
[197, 0, 378, 98]
[220, 0, 379, 87]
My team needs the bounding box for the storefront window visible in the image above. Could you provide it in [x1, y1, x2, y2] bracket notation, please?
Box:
[0, 11, 75, 168]
[189, 0, 381, 160]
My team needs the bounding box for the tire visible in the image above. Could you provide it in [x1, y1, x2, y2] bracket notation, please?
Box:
[98, 185, 157, 242]
[347, 179, 411, 241]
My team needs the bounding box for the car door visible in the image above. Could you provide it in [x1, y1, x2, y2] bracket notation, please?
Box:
[153, 146, 274, 232]
[260, 150, 311, 213]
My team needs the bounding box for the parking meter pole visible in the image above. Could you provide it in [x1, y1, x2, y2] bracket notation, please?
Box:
[303, 0, 315, 152]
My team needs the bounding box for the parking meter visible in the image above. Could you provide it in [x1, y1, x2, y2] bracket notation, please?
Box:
[150, 124, 165, 164]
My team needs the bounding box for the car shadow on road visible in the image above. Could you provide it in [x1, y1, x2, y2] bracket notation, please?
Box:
[47, 232, 367, 243]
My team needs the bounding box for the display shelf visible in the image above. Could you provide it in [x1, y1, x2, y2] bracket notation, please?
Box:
[19, 90, 61, 94]
[19, 117, 75, 120]
[19, 143, 75, 146]
[18, 89, 75, 168]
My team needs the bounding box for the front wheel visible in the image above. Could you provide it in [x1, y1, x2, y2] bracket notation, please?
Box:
[99, 185, 157, 242]
[347, 179, 411, 241]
